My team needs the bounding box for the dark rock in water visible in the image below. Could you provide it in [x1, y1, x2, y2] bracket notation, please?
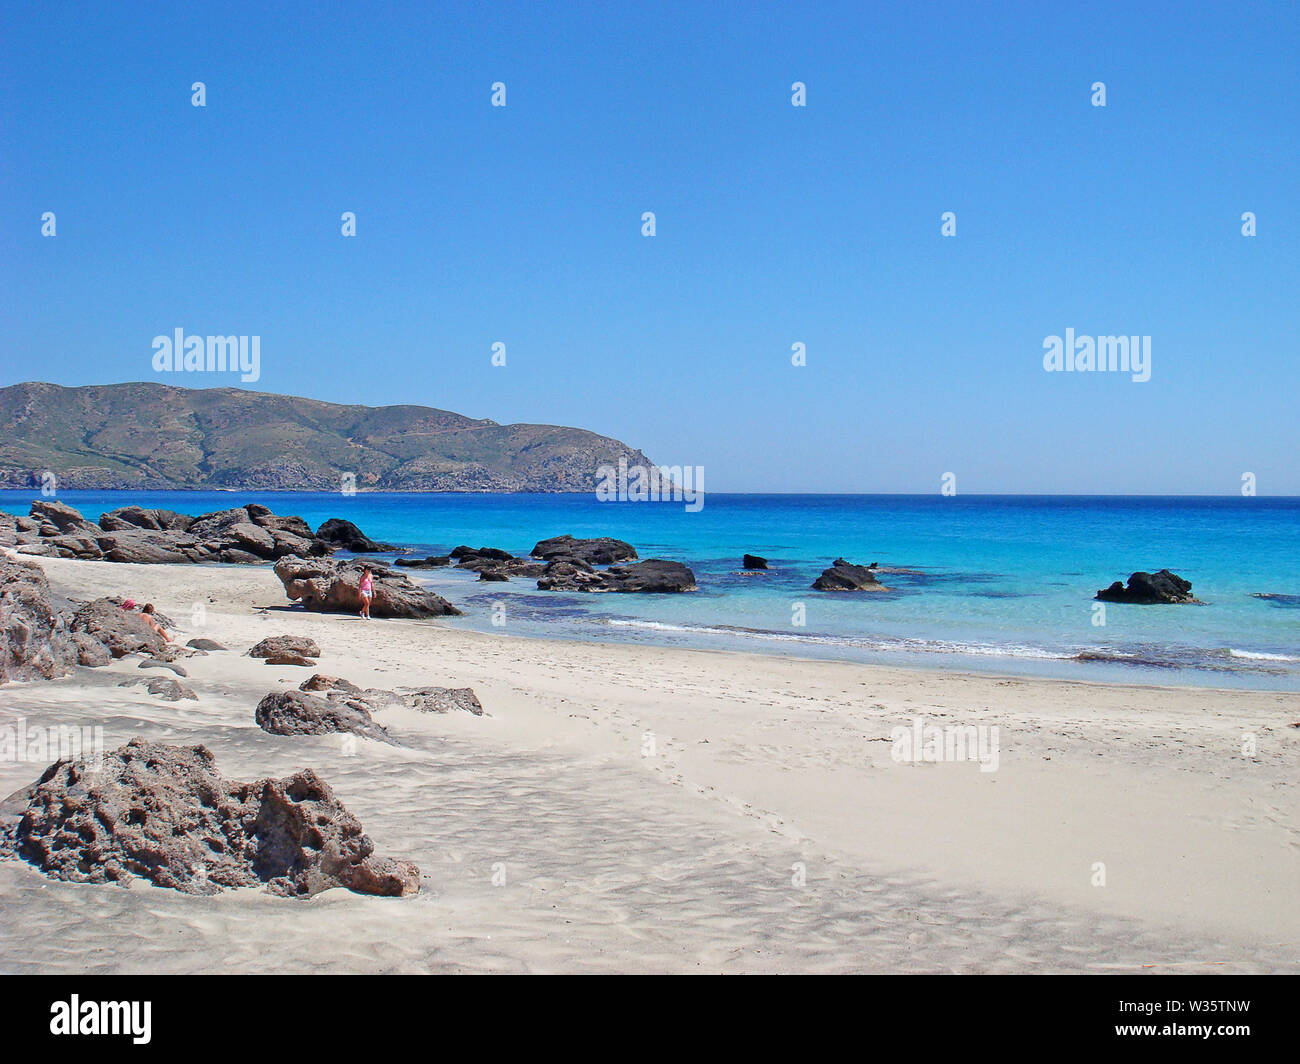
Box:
[538, 557, 697, 593]
[248, 635, 321, 660]
[742, 554, 769, 570]
[139, 658, 187, 677]
[452, 546, 513, 563]
[299, 674, 363, 694]
[531, 535, 638, 565]
[458, 555, 546, 577]
[812, 558, 889, 592]
[70, 599, 167, 659]
[274, 556, 461, 618]
[255, 690, 392, 743]
[0, 556, 81, 682]
[118, 676, 198, 702]
[1096, 570, 1197, 604]
[479, 570, 509, 582]
[314, 518, 394, 553]
[536, 558, 605, 592]
[394, 555, 451, 568]
[604, 559, 697, 593]
[0, 739, 418, 897]
[186, 637, 227, 651]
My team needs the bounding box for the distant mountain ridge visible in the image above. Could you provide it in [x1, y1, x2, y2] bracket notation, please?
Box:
[0, 382, 656, 492]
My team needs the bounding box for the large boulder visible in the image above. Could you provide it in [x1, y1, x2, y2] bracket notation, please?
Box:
[314, 518, 395, 553]
[29, 500, 101, 537]
[812, 558, 889, 592]
[274, 557, 462, 618]
[98, 506, 194, 533]
[0, 556, 81, 683]
[537, 557, 696, 593]
[0, 739, 419, 897]
[1096, 570, 1198, 604]
[69, 599, 167, 659]
[531, 535, 638, 565]
[254, 690, 392, 743]
[95, 528, 200, 564]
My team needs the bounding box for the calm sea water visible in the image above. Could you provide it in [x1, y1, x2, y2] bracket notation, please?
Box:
[5, 491, 1298, 690]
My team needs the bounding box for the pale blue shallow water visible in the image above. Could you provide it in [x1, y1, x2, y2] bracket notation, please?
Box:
[5, 491, 1297, 690]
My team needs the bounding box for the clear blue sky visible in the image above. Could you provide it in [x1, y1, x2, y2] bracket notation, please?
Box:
[2, 1, 1296, 493]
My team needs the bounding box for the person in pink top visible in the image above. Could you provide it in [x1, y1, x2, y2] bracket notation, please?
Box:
[358, 567, 374, 620]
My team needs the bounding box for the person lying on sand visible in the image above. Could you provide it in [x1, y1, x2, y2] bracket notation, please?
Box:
[358, 568, 373, 620]
[140, 603, 173, 642]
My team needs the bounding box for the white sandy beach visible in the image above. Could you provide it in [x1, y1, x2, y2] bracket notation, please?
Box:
[1, 553, 1296, 974]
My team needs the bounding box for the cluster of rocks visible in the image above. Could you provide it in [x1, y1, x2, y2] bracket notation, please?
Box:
[536, 557, 698, 593]
[273, 557, 461, 618]
[0, 500, 393, 566]
[1096, 570, 1199, 605]
[0, 739, 419, 897]
[0, 554, 208, 685]
[811, 558, 889, 592]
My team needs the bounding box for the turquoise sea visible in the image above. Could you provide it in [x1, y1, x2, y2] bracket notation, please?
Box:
[4, 491, 1297, 690]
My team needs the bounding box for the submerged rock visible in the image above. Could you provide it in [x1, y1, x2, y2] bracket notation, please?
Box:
[1096, 570, 1198, 605]
[811, 559, 889, 592]
[0, 739, 418, 897]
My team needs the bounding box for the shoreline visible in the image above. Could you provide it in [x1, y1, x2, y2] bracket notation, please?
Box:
[2, 552, 1297, 972]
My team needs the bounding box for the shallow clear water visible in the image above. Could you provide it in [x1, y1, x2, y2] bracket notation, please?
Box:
[6, 491, 1297, 690]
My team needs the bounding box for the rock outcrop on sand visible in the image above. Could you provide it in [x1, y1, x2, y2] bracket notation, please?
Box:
[69, 598, 168, 659]
[531, 535, 638, 565]
[537, 558, 697, 593]
[1096, 570, 1199, 604]
[273, 557, 461, 618]
[255, 690, 393, 743]
[742, 554, 769, 570]
[314, 518, 396, 553]
[117, 676, 199, 702]
[0, 739, 419, 897]
[297, 675, 485, 717]
[248, 636, 322, 660]
[0, 555, 80, 682]
[2, 501, 378, 565]
[811, 559, 890, 592]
